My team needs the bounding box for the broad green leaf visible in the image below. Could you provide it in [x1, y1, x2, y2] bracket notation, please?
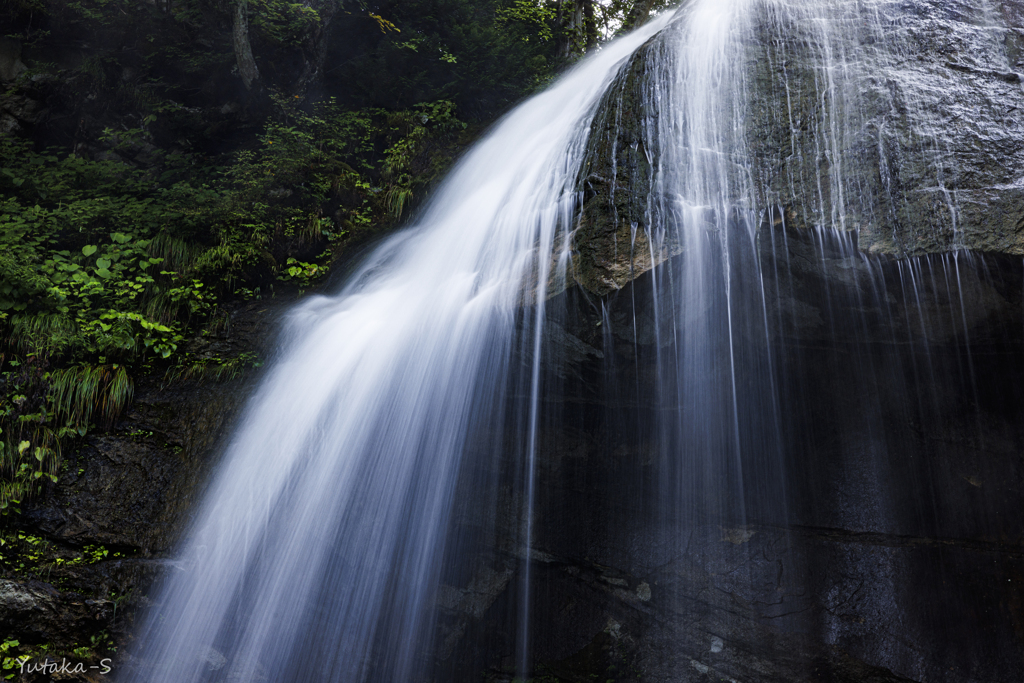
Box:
[111, 232, 132, 243]
[82, 245, 98, 256]
[96, 268, 112, 279]
[17, 441, 29, 455]
[95, 258, 111, 269]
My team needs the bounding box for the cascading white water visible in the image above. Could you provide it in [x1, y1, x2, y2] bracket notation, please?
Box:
[620, 0, 974, 531]
[122, 1, 1024, 680]
[121, 15, 673, 683]
[587, 3, 1020, 680]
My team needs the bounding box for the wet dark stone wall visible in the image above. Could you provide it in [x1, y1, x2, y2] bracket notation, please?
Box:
[434, 227, 1024, 683]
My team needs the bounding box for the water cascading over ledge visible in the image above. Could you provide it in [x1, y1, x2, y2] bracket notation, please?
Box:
[573, 0, 1024, 295]
[520, 1, 1024, 681]
[117, 15, 675, 683]
[123, 2, 1024, 683]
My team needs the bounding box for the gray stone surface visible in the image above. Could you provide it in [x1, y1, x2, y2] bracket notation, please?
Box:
[571, 0, 1024, 297]
[0, 38, 26, 82]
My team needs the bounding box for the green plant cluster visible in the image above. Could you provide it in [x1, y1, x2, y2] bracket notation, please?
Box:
[0, 88, 467, 511]
[229, 94, 466, 243]
[0, 530, 122, 572]
[248, 0, 322, 46]
[0, 139, 177, 511]
[496, 1, 558, 43]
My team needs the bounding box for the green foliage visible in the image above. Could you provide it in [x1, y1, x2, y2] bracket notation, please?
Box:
[1, 638, 25, 681]
[0, 626, 115, 680]
[0, 529, 126, 577]
[48, 365, 133, 428]
[325, 0, 563, 115]
[0, 83, 466, 512]
[0, 360, 63, 512]
[223, 93, 466, 244]
[249, 0, 321, 46]
[0, 0, 474, 523]
[168, 350, 262, 384]
[53, 542, 112, 566]
[496, 0, 557, 43]
[0, 138, 196, 509]
[277, 258, 326, 286]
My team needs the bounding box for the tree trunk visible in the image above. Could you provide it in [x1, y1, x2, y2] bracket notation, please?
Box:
[232, 0, 260, 91]
[582, 0, 598, 52]
[556, 1, 585, 61]
[294, 0, 342, 97]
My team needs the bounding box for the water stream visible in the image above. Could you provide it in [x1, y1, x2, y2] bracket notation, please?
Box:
[124, 2, 1024, 681]
[122, 13, 673, 683]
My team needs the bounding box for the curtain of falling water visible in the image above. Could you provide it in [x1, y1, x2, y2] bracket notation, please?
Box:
[607, 2, 1021, 679]
[120, 17, 673, 683]
[632, 0, 971, 546]
[638, 0, 784, 536]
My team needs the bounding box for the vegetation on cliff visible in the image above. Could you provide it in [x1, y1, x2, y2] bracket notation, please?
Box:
[0, 91, 471, 513]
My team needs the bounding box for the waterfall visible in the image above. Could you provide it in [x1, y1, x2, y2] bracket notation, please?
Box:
[580, 2, 1023, 681]
[121, 14, 673, 683]
[123, 1, 1024, 681]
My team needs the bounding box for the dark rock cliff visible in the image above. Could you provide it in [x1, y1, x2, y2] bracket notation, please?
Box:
[0, 298, 292, 675]
[436, 229, 1024, 683]
[432, 2, 1024, 681]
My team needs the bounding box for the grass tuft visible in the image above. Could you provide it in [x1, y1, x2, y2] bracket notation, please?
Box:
[48, 365, 134, 428]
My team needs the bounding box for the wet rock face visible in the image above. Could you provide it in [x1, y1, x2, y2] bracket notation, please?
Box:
[23, 385, 244, 554]
[572, 0, 1024, 297]
[0, 38, 26, 83]
[747, 0, 1024, 256]
[436, 232, 1024, 683]
[573, 44, 679, 296]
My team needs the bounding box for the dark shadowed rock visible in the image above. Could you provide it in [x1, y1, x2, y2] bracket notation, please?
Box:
[3, 297, 293, 668]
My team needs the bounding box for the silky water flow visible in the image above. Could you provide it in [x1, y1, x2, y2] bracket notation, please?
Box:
[595, 2, 1023, 680]
[120, 13, 673, 683]
[123, 2, 1024, 681]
